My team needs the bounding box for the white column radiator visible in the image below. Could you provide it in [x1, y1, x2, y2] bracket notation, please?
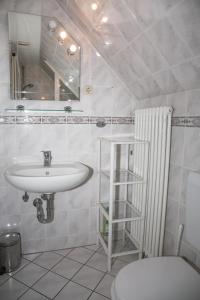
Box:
[133, 107, 172, 257]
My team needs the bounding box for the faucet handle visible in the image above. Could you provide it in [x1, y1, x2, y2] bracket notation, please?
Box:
[41, 150, 52, 157]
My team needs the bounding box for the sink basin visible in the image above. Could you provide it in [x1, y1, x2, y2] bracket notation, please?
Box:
[5, 162, 90, 193]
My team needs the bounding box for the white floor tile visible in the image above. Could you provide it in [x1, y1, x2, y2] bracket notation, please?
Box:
[13, 263, 48, 286]
[85, 244, 99, 251]
[96, 247, 106, 256]
[118, 253, 138, 263]
[54, 248, 72, 256]
[109, 259, 128, 276]
[89, 292, 109, 300]
[67, 247, 94, 263]
[19, 288, 48, 300]
[34, 252, 63, 269]
[73, 265, 104, 290]
[0, 277, 28, 300]
[0, 273, 9, 286]
[54, 281, 91, 300]
[8, 258, 30, 276]
[33, 271, 68, 299]
[23, 253, 42, 261]
[87, 253, 108, 272]
[52, 257, 82, 279]
[95, 274, 114, 299]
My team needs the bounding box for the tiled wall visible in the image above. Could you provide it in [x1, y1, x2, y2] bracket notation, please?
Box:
[0, 0, 135, 253]
[137, 91, 200, 269]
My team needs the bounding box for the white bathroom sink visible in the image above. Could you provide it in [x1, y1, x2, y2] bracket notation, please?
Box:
[4, 162, 89, 193]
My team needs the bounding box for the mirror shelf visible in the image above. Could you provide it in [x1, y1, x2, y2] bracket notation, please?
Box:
[5, 107, 83, 113]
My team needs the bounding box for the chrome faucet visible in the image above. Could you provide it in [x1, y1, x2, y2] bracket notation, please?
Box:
[42, 151, 52, 167]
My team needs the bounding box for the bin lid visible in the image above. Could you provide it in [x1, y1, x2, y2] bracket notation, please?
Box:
[0, 232, 20, 247]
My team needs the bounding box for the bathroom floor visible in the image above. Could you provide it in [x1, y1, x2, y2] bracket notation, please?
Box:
[0, 244, 137, 300]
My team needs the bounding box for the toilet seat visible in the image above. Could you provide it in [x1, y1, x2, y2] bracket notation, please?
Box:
[111, 257, 200, 300]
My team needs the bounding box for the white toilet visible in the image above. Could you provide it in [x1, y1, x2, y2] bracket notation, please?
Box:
[111, 172, 200, 300]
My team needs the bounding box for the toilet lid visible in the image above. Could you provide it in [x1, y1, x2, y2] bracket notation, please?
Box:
[113, 257, 200, 300]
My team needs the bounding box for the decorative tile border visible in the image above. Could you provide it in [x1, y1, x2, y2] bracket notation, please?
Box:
[67, 116, 89, 124]
[112, 117, 133, 124]
[0, 115, 133, 125]
[0, 115, 199, 127]
[172, 116, 200, 127]
[42, 116, 66, 124]
[16, 116, 42, 124]
[0, 116, 16, 124]
[90, 117, 112, 124]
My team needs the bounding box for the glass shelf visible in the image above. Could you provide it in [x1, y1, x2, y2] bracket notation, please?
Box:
[101, 169, 144, 185]
[5, 108, 83, 113]
[99, 201, 143, 222]
[100, 135, 148, 144]
[99, 229, 139, 257]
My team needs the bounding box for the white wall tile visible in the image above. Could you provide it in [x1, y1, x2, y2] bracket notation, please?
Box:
[183, 128, 200, 170]
[169, 0, 200, 56]
[172, 57, 200, 90]
[149, 18, 192, 66]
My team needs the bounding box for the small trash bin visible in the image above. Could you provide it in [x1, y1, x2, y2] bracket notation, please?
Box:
[0, 232, 21, 273]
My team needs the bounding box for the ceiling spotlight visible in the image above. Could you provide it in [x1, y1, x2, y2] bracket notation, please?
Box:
[67, 44, 77, 55]
[48, 20, 57, 32]
[70, 44, 77, 52]
[58, 30, 68, 45]
[96, 51, 101, 57]
[68, 75, 74, 82]
[104, 40, 112, 46]
[91, 3, 98, 10]
[59, 31, 67, 40]
[101, 16, 108, 23]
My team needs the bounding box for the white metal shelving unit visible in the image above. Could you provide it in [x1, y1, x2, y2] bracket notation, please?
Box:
[97, 135, 149, 271]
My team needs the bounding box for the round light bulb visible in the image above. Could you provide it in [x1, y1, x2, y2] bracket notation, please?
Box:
[48, 20, 57, 31]
[70, 44, 77, 53]
[101, 16, 108, 23]
[68, 75, 74, 82]
[91, 3, 98, 10]
[59, 31, 67, 40]
[104, 40, 112, 46]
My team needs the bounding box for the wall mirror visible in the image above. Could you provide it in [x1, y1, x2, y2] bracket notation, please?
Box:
[8, 12, 81, 101]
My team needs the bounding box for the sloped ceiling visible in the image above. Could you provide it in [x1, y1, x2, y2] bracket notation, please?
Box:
[57, 0, 200, 100]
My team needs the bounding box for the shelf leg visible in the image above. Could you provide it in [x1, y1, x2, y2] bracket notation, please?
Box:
[107, 254, 112, 272]
[122, 144, 130, 246]
[97, 139, 101, 248]
[107, 143, 115, 272]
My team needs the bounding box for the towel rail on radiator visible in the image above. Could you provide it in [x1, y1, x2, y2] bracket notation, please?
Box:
[133, 107, 172, 257]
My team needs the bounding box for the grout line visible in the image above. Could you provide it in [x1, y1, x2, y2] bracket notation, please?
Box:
[51, 249, 100, 299]
[1, 245, 116, 299]
[8, 257, 32, 278]
[17, 285, 51, 300]
[13, 252, 71, 298]
[50, 245, 115, 299]
[13, 276, 50, 300]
